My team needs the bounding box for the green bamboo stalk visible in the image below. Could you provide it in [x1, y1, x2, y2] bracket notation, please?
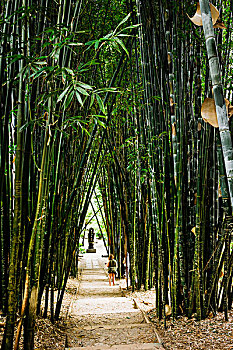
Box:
[200, 0, 233, 213]
[2, 3, 26, 345]
[15, 124, 49, 350]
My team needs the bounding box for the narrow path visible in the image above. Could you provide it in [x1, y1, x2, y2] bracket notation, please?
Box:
[65, 238, 163, 349]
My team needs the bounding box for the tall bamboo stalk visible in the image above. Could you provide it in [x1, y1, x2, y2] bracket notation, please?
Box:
[200, 0, 233, 213]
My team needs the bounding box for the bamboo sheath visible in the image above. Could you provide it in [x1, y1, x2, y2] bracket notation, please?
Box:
[200, 0, 233, 213]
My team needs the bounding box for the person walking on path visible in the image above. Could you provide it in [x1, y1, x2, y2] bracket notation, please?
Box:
[107, 254, 117, 286]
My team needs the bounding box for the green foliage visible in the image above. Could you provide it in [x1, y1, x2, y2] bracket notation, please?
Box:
[85, 13, 140, 56]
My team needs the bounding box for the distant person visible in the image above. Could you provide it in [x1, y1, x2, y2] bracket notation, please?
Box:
[107, 254, 117, 286]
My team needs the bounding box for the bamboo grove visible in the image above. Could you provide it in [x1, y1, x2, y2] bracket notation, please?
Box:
[0, 0, 233, 349]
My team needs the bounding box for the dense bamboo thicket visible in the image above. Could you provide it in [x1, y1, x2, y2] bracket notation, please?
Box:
[0, 1, 131, 349]
[0, 0, 233, 349]
[98, 0, 233, 323]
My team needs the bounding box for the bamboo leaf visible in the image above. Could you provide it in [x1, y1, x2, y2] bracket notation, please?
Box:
[81, 127, 90, 136]
[117, 23, 141, 33]
[77, 60, 99, 73]
[65, 68, 74, 75]
[8, 54, 25, 65]
[95, 94, 106, 114]
[77, 81, 92, 90]
[90, 93, 95, 107]
[110, 41, 121, 52]
[85, 40, 96, 46]
[75, 86, 89, 96]
[57, 85, 71, 103]
[95, 41, 100, 50]
[29, 67, 54, 79]
[103, 32, 114, 40]
[114, 13, 131, 33]
[96, 119, 106, 128]
[34, 61, 48, 65]
[92, 114, 108, 119]
[117, 34, 132, 37]
[114, 37, 129, 56]
[51, 49, 60, 60]
[67, 42, 84, 46]
[94, 87, 118, 93]
[75, 91, 83, 106]
[64, 90, 74, 109]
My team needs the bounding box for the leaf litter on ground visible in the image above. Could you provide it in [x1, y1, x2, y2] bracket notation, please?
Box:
[0, 278, 232, 349]
[123, 285, 233, 350]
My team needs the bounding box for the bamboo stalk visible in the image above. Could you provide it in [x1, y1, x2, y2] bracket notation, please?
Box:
[200, 0, 233, 213]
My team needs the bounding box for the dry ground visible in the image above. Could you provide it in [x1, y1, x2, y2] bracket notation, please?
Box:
[33, 283, 233, 349]
[0, 279, 232, 349]
[127, 288, 233, 350]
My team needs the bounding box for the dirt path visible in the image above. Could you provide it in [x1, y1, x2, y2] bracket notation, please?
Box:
[65, 238, 163, 349]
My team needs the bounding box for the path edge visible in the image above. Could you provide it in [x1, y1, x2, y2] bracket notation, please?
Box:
[120, 286, 165, 348]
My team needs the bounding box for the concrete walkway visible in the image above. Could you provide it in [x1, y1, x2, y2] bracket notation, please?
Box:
[65, 238, 163, 349]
